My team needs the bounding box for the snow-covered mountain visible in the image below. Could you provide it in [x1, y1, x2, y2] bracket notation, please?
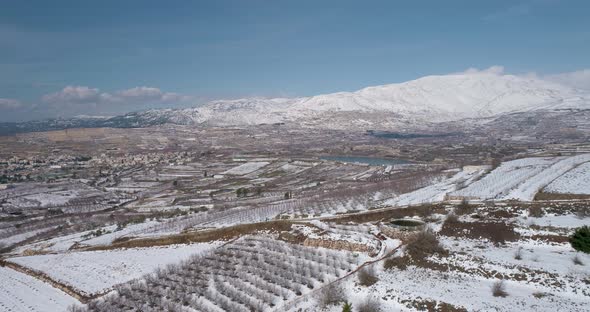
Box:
[2, 71, 589, 134]
[161, 71, 590, 127]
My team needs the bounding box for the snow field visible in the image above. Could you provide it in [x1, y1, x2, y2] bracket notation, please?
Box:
[383, 167, 486, 206]
[544, 161, 590, 194]
[451, 154, 590, 200]
[9, 242, 222, 296]
[222, 162, 270, 175]
[0, 267, 77, 312]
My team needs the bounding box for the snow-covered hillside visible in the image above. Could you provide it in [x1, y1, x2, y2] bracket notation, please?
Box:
[155, 71, 590, 127]
[3, 70, 589, 134]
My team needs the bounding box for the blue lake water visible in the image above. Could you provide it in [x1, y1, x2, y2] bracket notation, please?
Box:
[320, 156, 410, 166]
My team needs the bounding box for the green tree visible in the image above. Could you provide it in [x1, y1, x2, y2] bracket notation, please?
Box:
[570, 226, 590, 253]
[342, 302, 352, 312]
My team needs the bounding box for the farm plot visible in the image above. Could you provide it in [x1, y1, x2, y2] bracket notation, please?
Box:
[1, 182, 122, 212]
[8, 242, 221, 296]
[451, 155, 590, 200]
[382, 167, 486, 207]
[223, 162, 270, 175]
[71, 236, 365, 312]
[544, 161, 590, 195]
[0, 267, 77, 312]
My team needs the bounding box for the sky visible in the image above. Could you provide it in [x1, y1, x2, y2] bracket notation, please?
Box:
[1, 0, 589, 122]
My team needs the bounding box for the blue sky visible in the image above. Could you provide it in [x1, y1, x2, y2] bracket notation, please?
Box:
[1, 0, 589, 121]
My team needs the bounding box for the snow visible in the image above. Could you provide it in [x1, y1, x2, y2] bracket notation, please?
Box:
[518, 214, 589, 229]
[382, 167, 486, 207]
[368, 265, 587, 312]
[222, 162, 270, 175]
[544, 162, 590, 194]
[0, 267, 77, 312]
[8, 242, 222, 296]
[451, 155, 590, 200]
[0, 227, 56, 247]
[131, 71, 590, 127]
[440, 237, 590, 278]
[501, 154, 590, 200]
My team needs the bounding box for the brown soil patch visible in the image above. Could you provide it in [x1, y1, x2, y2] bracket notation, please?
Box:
[326, 203, 446, 224]
[534, 192, 590, 201]
[87, 220, 296, 251]
[440, 221, 520, 245]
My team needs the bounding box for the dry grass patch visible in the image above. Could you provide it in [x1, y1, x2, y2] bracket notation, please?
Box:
[440, 220, 520, 245]
[88, 220, 296, 250]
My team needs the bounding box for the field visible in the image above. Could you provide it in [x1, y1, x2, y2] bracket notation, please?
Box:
[68, 236, 373, 312]
[2, 129, 590, 312]
[8, 242, 221, 297]
[544, 162, 590, 195]
[450, 154, 590, 200]
[0, 267, 78, 312]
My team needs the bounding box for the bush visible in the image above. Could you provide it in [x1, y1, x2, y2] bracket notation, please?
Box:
[357, 296, 381, 312]
[570, 226, 590, 253]
[383, 255, 408, 271]
[358, 266, 378, 286]
[319, 283, 346, 307]
[342, 302, 352, 312]
[492, 280, 508, 297]
[528, 206, 544, 218]
[445, 212, 459, 224]
[456, 199, 475, 215]
[406, 230, 446, 259]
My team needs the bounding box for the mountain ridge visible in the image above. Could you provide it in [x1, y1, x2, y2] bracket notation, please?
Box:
[1, 72, 589, 134]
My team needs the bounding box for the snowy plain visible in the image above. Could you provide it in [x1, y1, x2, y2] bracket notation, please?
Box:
[9, 242, 222, 296]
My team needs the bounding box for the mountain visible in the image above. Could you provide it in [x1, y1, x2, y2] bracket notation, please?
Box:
[1, 71, 589, 134]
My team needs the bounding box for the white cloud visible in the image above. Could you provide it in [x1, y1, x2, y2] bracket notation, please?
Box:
[36, 85, 195, 118]
[0, 98, 22, 109]
[42, 86, 101, 104]
[456, 65, 505, 75]
[117, 86, 163, 99]
[42, 86, 193, 107]
[543, 69, 590, 91]
[114, 86, 190, 103]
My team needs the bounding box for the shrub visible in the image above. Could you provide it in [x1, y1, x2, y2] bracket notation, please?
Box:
[492, 280, 508, 297]
[357, 296, 382, 312]
[406, 230, 446, 259]
[573, 254, 584, 265]
[570, 226, 590, 253]
[456, 199, 475, 215]
[528, 206, 544, 218]
[383, 255, 408, 270]
[358, 266, 378, 286]
[445, 212, 459, 224]
[342, 301, 352, 312]
[319, 283, 346, 307]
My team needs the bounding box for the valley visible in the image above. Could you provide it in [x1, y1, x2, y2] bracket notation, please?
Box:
[1, 120, 589, 311]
